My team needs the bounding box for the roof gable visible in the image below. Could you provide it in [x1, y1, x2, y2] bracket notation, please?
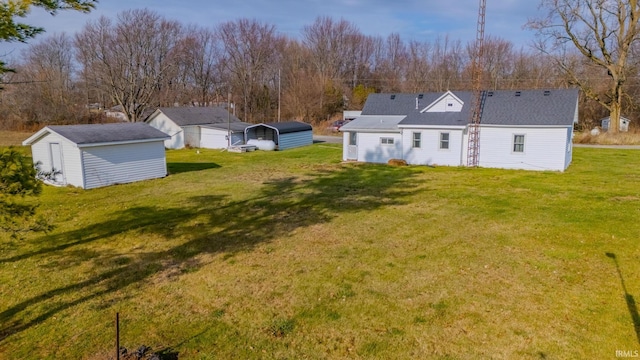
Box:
[421, 91, 464, 113]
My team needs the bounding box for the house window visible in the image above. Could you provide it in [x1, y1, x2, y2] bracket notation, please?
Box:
[513, 134, 525, 153]
[381, 137, 394, 145]
[412, 132, 421, 148]
[349, 132, 357, 146]
[439, 132, 450, 149]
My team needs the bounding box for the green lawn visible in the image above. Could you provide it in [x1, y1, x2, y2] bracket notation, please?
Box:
[1, 144, 640, 359]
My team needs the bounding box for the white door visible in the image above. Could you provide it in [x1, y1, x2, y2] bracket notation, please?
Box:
[49, 143, 65, 183]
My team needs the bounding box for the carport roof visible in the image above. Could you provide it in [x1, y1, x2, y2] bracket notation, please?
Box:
[247, 121, 312, 134]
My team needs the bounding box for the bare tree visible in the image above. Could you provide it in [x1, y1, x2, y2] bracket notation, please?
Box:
[218, 19, 283, 122]
[10, 33, 84, 126]
[75, 9, 182, 122]
[174, 26, 224, 106]
[279, 39, 323, 121]
[528, 0, 640, 133]
[303, 17, 364, 118]
[405, 40, 431, 92]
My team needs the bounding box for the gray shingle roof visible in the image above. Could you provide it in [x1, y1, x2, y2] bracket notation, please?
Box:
[46, 123, 169, 145]
[154, 107, 241, 126]
[362, 89, 579, 127]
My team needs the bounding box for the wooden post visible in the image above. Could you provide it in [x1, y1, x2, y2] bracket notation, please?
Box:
[116, 312, 120, 360]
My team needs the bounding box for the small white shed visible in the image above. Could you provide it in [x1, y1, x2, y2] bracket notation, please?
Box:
[22, 123, 169, 189]
[601, 116, 631, 132]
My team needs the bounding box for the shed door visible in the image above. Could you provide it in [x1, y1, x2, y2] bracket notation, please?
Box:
[201, 129, 228, 149]
[347, 132, 358, 160]
[49, 143, 65, 183]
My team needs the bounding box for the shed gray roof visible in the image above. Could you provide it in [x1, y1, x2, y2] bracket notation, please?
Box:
[248, 121, 312, 134]
[201, 121, 252, 132]
[152, 107, 241, 126]
[26, 123, 169, 145]
[362, 89, 579, 127]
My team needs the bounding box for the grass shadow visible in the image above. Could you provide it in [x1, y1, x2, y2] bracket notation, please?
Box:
[606, 252, 640, 344]
[167, 162, 221, 174]
[0, 163, 420, 343]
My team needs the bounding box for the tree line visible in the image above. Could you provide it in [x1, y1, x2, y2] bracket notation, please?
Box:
[1, 9, 638, 131]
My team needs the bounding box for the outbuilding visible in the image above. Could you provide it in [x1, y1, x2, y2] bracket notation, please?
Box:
[244, 121, 313, 150]
[145, 107, 247, 149]
[601, 115, 631, 132]
[22, 123, 169, 189]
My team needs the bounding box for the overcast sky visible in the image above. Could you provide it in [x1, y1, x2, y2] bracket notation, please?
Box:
[1, 0, 543, 61]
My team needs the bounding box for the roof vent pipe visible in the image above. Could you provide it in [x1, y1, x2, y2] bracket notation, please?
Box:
[415, 97, 419, 110]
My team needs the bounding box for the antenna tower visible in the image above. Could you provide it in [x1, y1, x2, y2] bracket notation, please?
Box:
[466, 0, 486, 167]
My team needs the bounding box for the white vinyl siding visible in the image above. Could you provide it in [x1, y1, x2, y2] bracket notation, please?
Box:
[564, 127, 573, 169]
[478, 127, 569, 171]
[147, 113, 184, 149]
[29, 133, 84, 187]
[349, 132, 401, 163]
[200, 127, 244, 149]
[81, 142, 167, 189]
[200, 130, 227, 148]
[402, 129, 463, 166]
[183, 126, 200, 148]
[423, 93, 463, 113]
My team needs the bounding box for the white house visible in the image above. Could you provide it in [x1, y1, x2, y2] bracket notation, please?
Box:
[22, 123, 169, 189]
[340, 89, 579, 172]
[145, 107, 250, 149]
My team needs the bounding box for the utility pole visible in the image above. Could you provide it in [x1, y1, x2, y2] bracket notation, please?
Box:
[227, 91, 231, 149]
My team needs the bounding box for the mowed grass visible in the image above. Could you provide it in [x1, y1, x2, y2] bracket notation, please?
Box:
[1, 142, 640, 359]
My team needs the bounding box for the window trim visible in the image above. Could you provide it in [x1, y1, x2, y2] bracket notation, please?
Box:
[412, 132, 421, 148]
[380, 137, 394, 145]
[513, 134, 525, 153]
[439, 132, 450, 150]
